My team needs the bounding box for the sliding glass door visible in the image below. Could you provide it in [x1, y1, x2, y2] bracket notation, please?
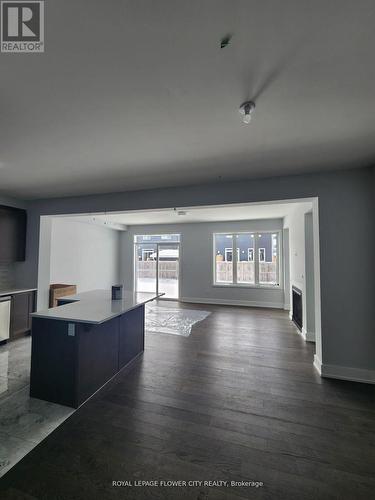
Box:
[134, 235, 180, 299]
[157, 243, 179, 299]
[134, 243, 157, 294]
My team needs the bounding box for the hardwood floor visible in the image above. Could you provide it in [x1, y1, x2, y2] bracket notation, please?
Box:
[0, 303, 374, 499]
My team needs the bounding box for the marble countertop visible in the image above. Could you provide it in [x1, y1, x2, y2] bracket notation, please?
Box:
[31, 289, 163, 324]
[0, 288, 37, 297]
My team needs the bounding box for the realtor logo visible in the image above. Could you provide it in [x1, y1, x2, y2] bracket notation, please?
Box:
[1, 1, 44, 52]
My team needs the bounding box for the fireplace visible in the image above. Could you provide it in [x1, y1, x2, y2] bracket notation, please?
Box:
[292, 286, 303, 330]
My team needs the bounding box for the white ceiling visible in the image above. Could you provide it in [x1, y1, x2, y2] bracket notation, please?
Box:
[67, 200, 313, 227]
[1, 1, 375, 199]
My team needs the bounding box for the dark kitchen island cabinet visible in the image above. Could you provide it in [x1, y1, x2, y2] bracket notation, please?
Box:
[30, 290, 160, 408]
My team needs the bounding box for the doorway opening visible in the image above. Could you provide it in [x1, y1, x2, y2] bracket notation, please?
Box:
[36, 198, 322, 375]
[134, 234, 180, 299]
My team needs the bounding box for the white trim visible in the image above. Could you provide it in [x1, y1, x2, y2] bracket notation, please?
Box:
[314, 355, 375, 384]
[289, 311, 293, 320]
[313, 354, 322, 374]
[296, 326, 304, 340]
[181, 297, 284, 309]
[312, 198, 322, 366]
[302, 327, 315, 342]
[284, 303, 290, 311]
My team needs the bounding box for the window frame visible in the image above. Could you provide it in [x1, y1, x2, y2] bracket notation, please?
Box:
[213, 231, 282, 289]
[134, 233, 181, 244]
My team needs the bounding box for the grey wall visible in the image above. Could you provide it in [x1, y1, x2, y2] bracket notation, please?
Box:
[14, 166, 375, 373]
[120, 219, 284, 308]
[0, 263, 15, 289]
[0, 195, 27, 210]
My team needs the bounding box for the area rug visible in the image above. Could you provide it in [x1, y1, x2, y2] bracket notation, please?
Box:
[145, 304, 210, 337]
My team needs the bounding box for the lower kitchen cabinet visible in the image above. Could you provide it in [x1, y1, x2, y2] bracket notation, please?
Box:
[10, 291, 36, 339]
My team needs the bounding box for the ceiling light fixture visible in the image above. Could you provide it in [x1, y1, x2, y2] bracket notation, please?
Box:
[239, 101, 255, 124]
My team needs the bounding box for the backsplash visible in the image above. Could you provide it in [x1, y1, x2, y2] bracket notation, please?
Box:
[0, 264, 15, 290]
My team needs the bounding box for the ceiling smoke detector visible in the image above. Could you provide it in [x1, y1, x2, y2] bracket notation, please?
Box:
[239, 101, 255, 124]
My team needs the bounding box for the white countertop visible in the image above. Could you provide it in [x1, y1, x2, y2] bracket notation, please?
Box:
[31, 289, 162, 324]
[0, 288, 37, 297]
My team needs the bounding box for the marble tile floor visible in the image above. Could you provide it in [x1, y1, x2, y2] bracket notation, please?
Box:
[0, 337, 74, 477]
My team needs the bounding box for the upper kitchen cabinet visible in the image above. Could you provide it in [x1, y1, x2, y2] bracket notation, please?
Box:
[0, 205, 27, 262]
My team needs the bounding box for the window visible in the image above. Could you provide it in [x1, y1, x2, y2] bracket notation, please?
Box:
[237, 233, 255, 284]
[215, 234, 233, 283]
[259, 233, 279, 285]
[213, 232, 280, 287]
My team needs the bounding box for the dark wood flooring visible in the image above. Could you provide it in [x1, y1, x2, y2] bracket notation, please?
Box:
[1, 303, 374, 500]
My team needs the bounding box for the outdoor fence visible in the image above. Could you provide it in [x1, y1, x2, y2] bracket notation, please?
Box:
[137, 260, 277, 284]
[259, 262, 277, 283]
[216, 261, 277, 284]
[137, 261, 178, 279]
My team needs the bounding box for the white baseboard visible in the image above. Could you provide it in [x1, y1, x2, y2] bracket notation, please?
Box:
[313, 354, 322, 374]
[289, 316, 315, 343]
[302, 327, 315, 342]
[314, 355, 375, 384]
[180, 297, 284, 309]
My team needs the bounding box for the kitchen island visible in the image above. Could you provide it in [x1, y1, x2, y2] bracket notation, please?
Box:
[30, 289, 162, 408]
